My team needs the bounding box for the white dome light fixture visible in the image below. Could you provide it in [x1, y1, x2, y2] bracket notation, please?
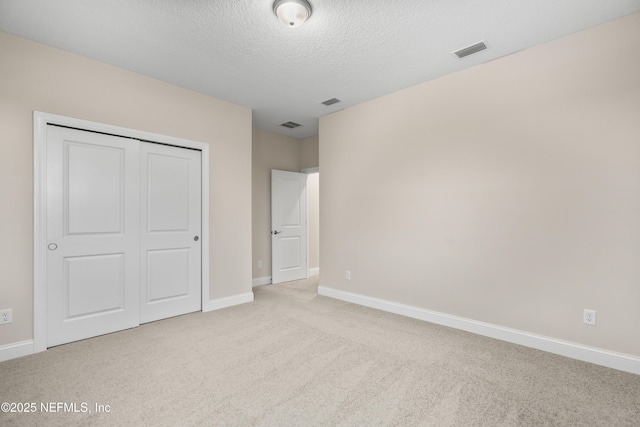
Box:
[273, 0, 312, 28]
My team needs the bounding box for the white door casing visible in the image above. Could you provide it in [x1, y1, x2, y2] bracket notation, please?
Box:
[301, 166, 319, 278]
[35, 112, 210, 353]
[46, 126, 141, 347]
[140, 143, 202, 323]
[271, 170, 307, 284]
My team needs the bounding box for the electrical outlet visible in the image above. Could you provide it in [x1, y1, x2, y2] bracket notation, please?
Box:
[345, 271, 351, 280]
[0, 309, 12, 325]
[583, 309, 596, 326]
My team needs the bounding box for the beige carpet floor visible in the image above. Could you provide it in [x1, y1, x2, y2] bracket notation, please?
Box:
[1, 276, 639, 426]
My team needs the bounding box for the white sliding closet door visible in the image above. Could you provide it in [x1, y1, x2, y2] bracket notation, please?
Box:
[46, 126, 141, 347]
[140, 143, 201, 323]
[46, 125, 202, 347]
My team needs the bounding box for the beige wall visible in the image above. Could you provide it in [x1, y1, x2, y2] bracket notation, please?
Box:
[252, 129, 302, 279]
[320, 13, 640, 357]
[300, 135, 319, 170]
[252, 130, 320, 280]
[0, 32, 252, 347]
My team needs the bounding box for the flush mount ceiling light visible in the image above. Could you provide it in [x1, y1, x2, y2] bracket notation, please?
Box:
[273, 0, 312, 28]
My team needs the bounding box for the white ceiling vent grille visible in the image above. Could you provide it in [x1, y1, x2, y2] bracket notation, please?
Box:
[453, 41, 487, 59]
[280, 121, 301, 129]
[321, 98, 341, 106]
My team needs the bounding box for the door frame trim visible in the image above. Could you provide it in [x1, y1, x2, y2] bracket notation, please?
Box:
[301, 167, 319, 278]
[33, 111, 210, 353]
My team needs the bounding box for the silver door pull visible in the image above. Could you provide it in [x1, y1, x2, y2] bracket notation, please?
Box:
[48, 243, 58, 251]
[273, 230, 281, 235]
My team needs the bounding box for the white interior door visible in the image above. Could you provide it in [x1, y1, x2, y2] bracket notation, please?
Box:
[271, 170, 307, 284]
[140, 143, 201, 323]
[46, 126, 140, 347]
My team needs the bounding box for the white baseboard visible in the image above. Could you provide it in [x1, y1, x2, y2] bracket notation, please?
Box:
[203, 292, 254, 312]
[1, 294, 255, 362]
[253, 271, 318, 287]
[252, 276, 272, 287]
[0, 340, 34, 363]
[317, 286, 640, 376]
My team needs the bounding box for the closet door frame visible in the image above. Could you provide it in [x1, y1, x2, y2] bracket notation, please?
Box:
[33, 111, 210, 354]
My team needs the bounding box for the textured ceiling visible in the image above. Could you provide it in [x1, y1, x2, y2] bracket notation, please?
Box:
[1, 0, 639, 138]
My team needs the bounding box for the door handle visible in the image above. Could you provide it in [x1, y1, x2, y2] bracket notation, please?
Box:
[48, 243, 58, 251]
[194, 236, 199, 241]
[272, 230, 281, 235]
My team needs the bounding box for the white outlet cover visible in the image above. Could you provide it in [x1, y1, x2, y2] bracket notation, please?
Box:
[583, 309, 597, 326]
[0, 308, 12, 324]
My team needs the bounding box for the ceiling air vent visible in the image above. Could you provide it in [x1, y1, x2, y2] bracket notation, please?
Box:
[280, 121, 301, 129]
[453, 41, 487, 59]
[321, 98, 341, 106]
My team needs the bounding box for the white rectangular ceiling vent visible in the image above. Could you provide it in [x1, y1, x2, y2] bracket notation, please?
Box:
[453, 41, 487, 59]
[280, 121, 301, 129]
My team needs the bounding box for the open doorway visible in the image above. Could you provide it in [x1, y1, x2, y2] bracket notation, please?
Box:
[306, 170, 320, 278]
[269, 167, 319, 284]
